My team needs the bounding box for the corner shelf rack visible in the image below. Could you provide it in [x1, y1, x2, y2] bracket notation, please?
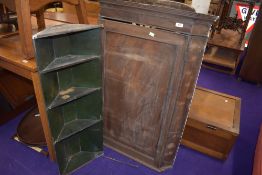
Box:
[33, 24, 103, 175]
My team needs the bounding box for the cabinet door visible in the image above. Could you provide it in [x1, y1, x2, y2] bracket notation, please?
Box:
[33, 25, 103, 175]
[102, 19, 189, 169]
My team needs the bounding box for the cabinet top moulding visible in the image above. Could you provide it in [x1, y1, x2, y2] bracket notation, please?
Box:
[100, 0, 218, 36]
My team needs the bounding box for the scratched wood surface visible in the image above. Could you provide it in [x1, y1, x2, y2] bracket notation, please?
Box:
[101, 0, 217, 171]
[182, 87, 240, 160]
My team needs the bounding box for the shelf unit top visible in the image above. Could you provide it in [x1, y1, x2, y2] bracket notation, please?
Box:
[33, 24, 103, 39]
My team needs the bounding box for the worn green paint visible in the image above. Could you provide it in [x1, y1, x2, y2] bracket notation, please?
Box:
[33, 25, 103, 175]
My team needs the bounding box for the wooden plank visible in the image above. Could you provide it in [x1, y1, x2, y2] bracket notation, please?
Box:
[209, 29, 245, 51]
[0, 17, 67, 77]
[0, 59, 33, 80]
[181, 139, 226, 159]
[189, 87, 238, 131]
[0, 34, 37, 73]
[0, 98, 35, 126]
[1, 0, 79, 12]
[0, 70, 34, 108]
[75, 0, 89, 24]
[188, 87, 240, 134]
[203, 46, 239, 70]
[63, 1, 100, 17]
[15, 0, 35, 59]
[0, 12, 87, 163]
[44, 12, 78, 24]
[31, 72, 56, 161]
[201, 64, 235, 75]
[0, 32, 19, 39]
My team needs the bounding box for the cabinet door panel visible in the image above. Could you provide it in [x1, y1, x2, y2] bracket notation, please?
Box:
[103, 20, 188, 161]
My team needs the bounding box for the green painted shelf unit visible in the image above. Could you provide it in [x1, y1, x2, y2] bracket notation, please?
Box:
[33, 24, 103, 175]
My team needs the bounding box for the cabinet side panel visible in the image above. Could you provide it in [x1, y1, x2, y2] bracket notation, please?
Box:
[162, 36, 208, 166]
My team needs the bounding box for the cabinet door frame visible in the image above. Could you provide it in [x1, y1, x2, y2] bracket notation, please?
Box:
[102, 19, 192, 171]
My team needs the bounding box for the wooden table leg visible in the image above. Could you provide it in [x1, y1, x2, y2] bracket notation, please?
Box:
[15, 0, 35, 59]
[36, 8, 46, 31]
[75, 0, 89, 24]
[31, 72, 56, 161]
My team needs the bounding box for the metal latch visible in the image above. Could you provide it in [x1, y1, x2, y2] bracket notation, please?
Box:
[206, 125, 217, 130]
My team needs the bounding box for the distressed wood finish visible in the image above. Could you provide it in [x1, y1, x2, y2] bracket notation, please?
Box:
[203, 29, 244, 75]
[0, 0, 88, 59]
[15, 0, 35, 58]
[0, 0, 80, 12]
[182, 87, 240, 159]
[0, 69, 34, 108]
[33, 24, 103, 175]
[240, 5, 262, 84]
[0, 69, 35, 125]
[0, 17, 76, 161]
[101, 0, 217, 171]
[31, 72, 56, 160]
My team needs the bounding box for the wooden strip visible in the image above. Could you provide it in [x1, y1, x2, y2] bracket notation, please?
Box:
[181, 139, 226, 159]
[15, 0, 35, 59]
[31, 72, 56, 161]
[0, 60, 32, 80]
[0, 98, 35, 125]
[36, 8, 46, 30]
[0, 32, 19, 39]
[233, 98, 241, 134]
[76, 0, 89, 24]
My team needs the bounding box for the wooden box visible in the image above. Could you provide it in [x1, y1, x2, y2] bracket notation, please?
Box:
[100, 0, 217, 171]
[33, 24, 103, 175]
[182, 87, 241, 159]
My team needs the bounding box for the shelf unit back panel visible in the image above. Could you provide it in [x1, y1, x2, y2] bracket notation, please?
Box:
[33, 24, 103, 175]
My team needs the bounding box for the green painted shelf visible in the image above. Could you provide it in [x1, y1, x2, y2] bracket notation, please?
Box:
[41, 55, 100, 74]
[47, 87, 101, 110]
[33, 24, 103, 175]
[55, 118, 102, 143]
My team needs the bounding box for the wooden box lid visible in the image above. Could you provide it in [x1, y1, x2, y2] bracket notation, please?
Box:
[188, 87, 241, 134]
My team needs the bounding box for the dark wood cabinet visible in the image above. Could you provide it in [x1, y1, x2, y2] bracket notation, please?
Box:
[101, 0, 216, 171]
[240, 5, 262, 84]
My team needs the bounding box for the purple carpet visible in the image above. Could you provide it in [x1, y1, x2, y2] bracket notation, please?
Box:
[0, 67, 262, 175]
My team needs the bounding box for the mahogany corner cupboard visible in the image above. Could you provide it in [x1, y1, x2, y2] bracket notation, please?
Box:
[101, 0, 217, 172]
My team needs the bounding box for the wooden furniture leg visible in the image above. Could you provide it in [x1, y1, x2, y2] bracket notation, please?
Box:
[15, 0, 34, 59]
[36, 8, 46, 31]
[75, 0, 89, 24]
[31, 72, 56, 161]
